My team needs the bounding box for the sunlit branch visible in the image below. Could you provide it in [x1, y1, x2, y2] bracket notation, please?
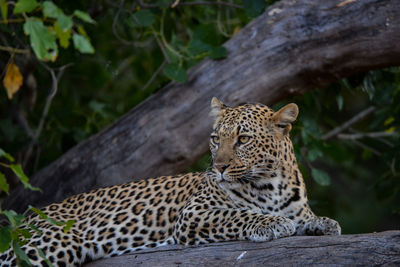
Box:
[0, 45, 29, 54]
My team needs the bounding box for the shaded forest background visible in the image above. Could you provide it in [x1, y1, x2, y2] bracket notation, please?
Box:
[0, 0, 399, 237]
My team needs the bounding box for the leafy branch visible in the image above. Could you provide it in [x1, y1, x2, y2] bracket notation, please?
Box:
[0, 148, 74, 266]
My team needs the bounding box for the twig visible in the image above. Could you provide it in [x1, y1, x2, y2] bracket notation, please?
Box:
[15, 109, 34, 139]
[322, 106, 376, 140]
[151, 26, 171, 63]
[112, 0, 132, 45]
[348, 128, 394, 147]
[216, 0, 230, 37]
[23, 63, 73, 168]
[0, 18, 25, 24]
[141, 60, 167, 91]
[337, 131, 397, 140]
[112, 0, 153, 47]
[352, 139, 382, 156]
[0, 45, 29, 54]
[171, 0, 180, 8]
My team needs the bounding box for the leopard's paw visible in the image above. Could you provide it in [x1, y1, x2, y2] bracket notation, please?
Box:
[304, 216, 341, 236]
[250, 216, 295, 242]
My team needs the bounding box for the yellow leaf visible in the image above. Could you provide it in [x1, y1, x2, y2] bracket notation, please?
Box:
[384, 117, 395, 126]
[385, 127, 396, 133]
[3, 62, 23, 99]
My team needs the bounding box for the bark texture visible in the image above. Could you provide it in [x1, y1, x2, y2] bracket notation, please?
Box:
[5, 0, 400, 212]
[85, 231, 400, 266]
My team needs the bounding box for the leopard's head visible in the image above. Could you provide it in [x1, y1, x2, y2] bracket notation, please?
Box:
[209, 97, 298, 184]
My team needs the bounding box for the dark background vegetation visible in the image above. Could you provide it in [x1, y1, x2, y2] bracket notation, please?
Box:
[1, 0, 399, 235]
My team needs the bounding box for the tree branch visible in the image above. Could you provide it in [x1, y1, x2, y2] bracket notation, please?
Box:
[338, 131, 397, 140]
[0, 45, 29, 54]
[85, 231, 400, 266]
[22, 63, 73, 168]
[321, 106, 377, 141]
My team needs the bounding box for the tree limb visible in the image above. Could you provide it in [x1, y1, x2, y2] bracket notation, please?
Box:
[4, 0, 400, 212]
[85, 231, 400, 266]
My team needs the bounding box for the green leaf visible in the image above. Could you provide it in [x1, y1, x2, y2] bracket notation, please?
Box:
[188, 39, 211, 56]
[311, 168, 331, 186]
[209, 46, 227, 59]
[12, 240, 32, 266]
[193, 24, 220, 46]
[14, 0, 38, 14]
[73, 10, 95, 24]
[77, 25, 88, 38]
[2, 210, 25, 228]
[0, 148, 14, 162]
[63, 220, 75, 233]
[29, 206, 47, 220]
[163, 63, 187, 83]
[0, 0, 8, 23]
[54, 22, 71, 48]
[72, 34, 94, 54]
[23, 18, 58, 61]
[307, 147, 323, 161]
[42, 2, 72, 30]
[9, 164, 41, 192]
[0, 172, 9, 194]
[36, 247, 54, 267]
[242, 0, 266, 17]
[127, 10, 155, 27]
[16, 228, 32, 239]
[30, 206, 73, 231]
[0, 226, 12, 253]
[27, 224, 42, 235]
[42, 1, 62, 18]
[336, 94, 344, 111]
[57, 13, 73, 31]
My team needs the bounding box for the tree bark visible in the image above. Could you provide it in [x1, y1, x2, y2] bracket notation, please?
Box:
[84, 231, 400, 266]
[4, 0, 400, 212]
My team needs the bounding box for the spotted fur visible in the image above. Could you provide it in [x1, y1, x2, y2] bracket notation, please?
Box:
[0, 98, 340, 266]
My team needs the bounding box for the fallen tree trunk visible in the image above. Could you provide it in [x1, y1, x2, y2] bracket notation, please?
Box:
[5, 0, 400, 212]
[85, 231, 400, 266]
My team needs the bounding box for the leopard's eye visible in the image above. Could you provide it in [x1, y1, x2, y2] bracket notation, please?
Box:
[238, 135, 250, 145]
[211, 135, 220, 145]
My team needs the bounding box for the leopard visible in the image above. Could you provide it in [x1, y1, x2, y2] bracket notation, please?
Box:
[0, 97, 341, 266]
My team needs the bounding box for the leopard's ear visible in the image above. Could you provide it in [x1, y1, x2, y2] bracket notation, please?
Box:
[271, 103, 299, 135]
[210, 97, 226, 117]
[210, 97, 226, 127]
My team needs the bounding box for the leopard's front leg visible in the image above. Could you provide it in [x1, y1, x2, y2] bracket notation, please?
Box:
[173, 208, 295, 245]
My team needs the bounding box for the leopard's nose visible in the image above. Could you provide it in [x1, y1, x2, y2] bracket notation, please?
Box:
[215, 163, 230, 173]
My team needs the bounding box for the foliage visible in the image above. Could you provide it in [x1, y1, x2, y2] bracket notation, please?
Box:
[0, 148, 74, 266]
[279, 68, 400, 233]
[0, 0, 399, 238]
